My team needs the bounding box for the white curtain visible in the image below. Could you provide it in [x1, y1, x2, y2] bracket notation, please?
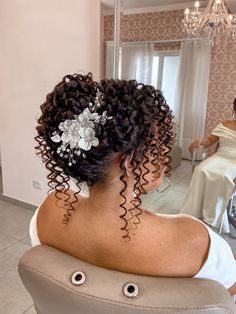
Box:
[105, 41, 114, 79]
[121, 43, 154, 84]
[175, 41, 212, 159]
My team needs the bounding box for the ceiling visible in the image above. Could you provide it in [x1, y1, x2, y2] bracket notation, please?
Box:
[101, 0, 236, 13]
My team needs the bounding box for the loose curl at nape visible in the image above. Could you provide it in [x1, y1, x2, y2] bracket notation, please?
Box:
[35, 72, 174, 240]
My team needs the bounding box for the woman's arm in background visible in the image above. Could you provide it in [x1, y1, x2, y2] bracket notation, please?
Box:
[189, 134, 219, 154]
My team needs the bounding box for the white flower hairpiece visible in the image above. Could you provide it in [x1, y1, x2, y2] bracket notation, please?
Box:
[51, 89, 113, 166]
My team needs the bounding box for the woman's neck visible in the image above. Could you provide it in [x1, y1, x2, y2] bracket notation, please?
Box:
[84, 175, 136, 215]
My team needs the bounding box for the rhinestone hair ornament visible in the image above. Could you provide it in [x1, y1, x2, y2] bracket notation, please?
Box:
[50, 89, 113, 167]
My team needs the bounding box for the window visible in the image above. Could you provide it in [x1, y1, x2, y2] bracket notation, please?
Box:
[151, 51, 180, 112]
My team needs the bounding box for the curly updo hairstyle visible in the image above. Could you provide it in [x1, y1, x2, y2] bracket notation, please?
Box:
[35, 73, 174, 239]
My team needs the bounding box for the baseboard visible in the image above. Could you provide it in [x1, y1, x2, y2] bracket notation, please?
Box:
[0, 193, 37, 211]
[0, 166, 37, 211]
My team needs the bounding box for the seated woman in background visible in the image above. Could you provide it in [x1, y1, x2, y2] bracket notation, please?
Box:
[180, 98, 236, 233]
[31, 73, 236, 297]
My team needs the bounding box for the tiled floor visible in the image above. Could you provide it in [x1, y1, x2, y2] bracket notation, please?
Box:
[0, 160, 235, 313]
[0, 199, 36, 314]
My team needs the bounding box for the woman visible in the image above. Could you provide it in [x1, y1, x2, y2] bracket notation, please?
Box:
[31, 73, 236, 296]
[180, 98, 236, 233]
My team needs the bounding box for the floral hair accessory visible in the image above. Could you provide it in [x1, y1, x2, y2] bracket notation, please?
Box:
[51, 89, 113, 166]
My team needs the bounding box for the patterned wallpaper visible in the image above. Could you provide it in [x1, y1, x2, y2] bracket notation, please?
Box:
[104, 10, 185, 42]
[104, 11, 236, 135]
[104, 15, 114, 40]
[205, 41, 236, 134]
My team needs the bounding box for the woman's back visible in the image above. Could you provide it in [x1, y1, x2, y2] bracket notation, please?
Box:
[37, 190, 209, 278]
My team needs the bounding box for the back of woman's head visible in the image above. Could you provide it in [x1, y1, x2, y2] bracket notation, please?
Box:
[35, 73, 174, 238]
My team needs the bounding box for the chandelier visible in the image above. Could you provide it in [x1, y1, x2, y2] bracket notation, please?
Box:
[182, 0, 236, 45]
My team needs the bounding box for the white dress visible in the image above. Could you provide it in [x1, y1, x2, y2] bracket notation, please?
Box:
[180, 123, 236, 233]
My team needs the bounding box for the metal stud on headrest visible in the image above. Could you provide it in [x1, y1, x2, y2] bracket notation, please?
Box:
[123, 282, 139, 298]
[71, 271, 86, 286]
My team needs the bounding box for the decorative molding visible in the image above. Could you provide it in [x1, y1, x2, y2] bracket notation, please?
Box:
[102, 9, 113, 16]
[102, 1, 208, 16]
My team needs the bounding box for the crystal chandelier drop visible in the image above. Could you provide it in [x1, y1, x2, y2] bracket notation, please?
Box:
[182, 0, 236, 45]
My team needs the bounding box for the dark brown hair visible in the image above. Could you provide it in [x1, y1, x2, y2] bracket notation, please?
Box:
[35, 73, 174, 239]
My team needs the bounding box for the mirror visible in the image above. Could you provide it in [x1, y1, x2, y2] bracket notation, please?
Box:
[101, 0, 196, 215]
[101, 0, 236, 235]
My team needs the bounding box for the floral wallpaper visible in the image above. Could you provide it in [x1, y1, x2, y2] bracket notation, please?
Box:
[104, 10, 236, 135]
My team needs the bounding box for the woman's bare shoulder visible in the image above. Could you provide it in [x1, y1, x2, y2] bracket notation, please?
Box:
[146, 212, 209, 243]
[222, 119, 236, 126]
[170, 215, 210, 275]
[140, 214, 210, 277]
[40, 191, 56, 208]
[37, 190, 78, 241]
[155, 214, 209, 238]
[39, 189, 78, 210]
[174, 215, 209, 239]
[222, 120, 236, 131]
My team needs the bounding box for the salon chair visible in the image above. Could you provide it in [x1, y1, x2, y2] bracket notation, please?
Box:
[169, 144, 182, 169]
[18, 245, 236, 314]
